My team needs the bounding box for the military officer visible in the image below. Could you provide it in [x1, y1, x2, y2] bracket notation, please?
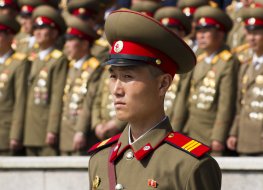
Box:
[0, 14, 29, 156]
[0, 0, 18, 17]
[154, 6, 192, 129]
[131, 0, 160, 17]
[23, 5, 68, 156]
[88, 10, 221, 190]
[182, 6, 240, 156]
[227, 6, 263, 156]
[59, 16, 101, 156]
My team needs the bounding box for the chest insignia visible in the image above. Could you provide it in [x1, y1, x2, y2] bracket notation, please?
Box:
[92, 175, 101, 189]
[148, 179, 157, 188]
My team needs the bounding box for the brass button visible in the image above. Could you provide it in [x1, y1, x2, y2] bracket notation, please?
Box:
[126, 151, 134, 160]
[115, 183, 124, 190]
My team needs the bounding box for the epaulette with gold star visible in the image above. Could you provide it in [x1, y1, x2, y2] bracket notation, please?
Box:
[82, 57, 100, 70]
[219, 50, 232, 62]
[165, 132, 210, 158]
[197, 53, 207, 62]
[12, 52, 27, 61]
[94, 37, 109, 47]
[88, 134, 121, 154]
[51, 49, 63, 59]
[231, 43, 250, 54]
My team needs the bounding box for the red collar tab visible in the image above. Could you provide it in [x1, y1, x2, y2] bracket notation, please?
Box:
[88, 133, 121, 154]
[72, 8, 93, 17]
[245, 18, 263, 27]
[197, 17, 225, 31]
[134, 143, 154, 160]
[0, 24, 15, 34]
[182, 7, 197, 17]
[110, 40, 177, 77]
[34, 16, 59, 30]
[67, 27, 94, 42]
[21, 5, 34, 14]
[109, 142, 121, 162]
[165, 132, 211, 158]
[160, 18, 183, 29]
[140, 11, 154, 17]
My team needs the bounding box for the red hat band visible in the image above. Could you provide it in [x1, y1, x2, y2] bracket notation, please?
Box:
[197, 17, 225, 31]
[0, 24, 15, 34]
[110, 40, 177, 76]
[34, 16, 59, 30]
[140, 11, 154, 17]
[160, 18, 183, 29]
[245, 18, 263, 27]
[21, 5, 34, 14]
[182, 7, 197, 17]
[67, 27, 93, 42]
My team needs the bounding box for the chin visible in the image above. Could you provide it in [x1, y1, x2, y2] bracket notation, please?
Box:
[115, 112, 130, 122]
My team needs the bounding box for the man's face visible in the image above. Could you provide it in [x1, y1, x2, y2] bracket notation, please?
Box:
[109, 65, 163, 122]
[0, 31, 13, 51]
[196, 28, 221, 50]
[33, 27, 57, 47]
[64, 38, 85, 60]
[246, 29, 263, 54]
[20, 16, 34, 34]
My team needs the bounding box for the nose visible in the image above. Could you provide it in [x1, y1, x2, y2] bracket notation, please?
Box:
[112, 79, 124, 98]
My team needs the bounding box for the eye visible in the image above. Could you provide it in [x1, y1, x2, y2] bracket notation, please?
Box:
[110, 74, 116, 79]
[124, 74, 132, 79]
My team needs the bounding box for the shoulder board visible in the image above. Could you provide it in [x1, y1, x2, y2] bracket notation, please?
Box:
[226, 4, 233, 12]
[219, 50, 232, 61]
[83, 57, 100, 70]
[231, 43, 250, 54]
[12, 52, 27, 61]
[164, 132, 210, 158]
[88, 133, 121, 154]
[197, 53, 207, 62]
[51, 49, 63, 59]
[94, 37, 109, 47]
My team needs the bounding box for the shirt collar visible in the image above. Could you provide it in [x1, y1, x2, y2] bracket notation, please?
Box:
[0, 50, 13, 64]
[204, 52, 216, 64]
[110, 117, 173, 162]
[28, 36, 36, 48]
[74, 55, 89, 69]
[38, 46, 54, 61]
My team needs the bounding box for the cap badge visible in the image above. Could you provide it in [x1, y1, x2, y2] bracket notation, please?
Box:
[199, 17, 206, 25]
[248, 18, 256, 25]
[148, 179, 157, 188]
[183, 7, 191, 17]
[161, 18, 169, 26]
[78, 8, 86, 14]
[36, 17, 43, 25]
[114, 40, 124, 53]
[92, 175, 101, 189]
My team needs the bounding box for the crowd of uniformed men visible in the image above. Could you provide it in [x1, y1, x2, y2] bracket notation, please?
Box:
[0, 0, 263, 157]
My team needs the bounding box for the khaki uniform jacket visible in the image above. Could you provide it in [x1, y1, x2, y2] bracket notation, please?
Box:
[59, 56, 100, 151]
[24, 49, 68, 146]
[89, 118, 221, 190]
[91, 33, 110, 63]
[230, 54, 263, 154]
[91, 68, 126, 135]
[0, 51, 30, 150]
[184, 47, 240, 145]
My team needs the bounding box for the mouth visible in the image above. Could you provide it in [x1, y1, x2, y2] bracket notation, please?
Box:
[114, 101, 126, 109]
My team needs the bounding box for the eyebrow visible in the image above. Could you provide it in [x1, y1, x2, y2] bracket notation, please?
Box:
[108, 65, 143, 73]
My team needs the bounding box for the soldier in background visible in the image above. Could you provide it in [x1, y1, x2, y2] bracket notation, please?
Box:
[131, 0, 160, 17]
[0, 0, 18, 17]
[0, 14, 29, 156]
[59, 16, 100, 155]
[227, 6, 263, 156]
[182, 6, 240, 156]
[23, 5, 68, 156]
[154, 7, 193, 129]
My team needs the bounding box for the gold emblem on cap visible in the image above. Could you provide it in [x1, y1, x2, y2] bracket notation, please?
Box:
[256, 75, 263, 84]
[66, 27, 72, 33]
[114, 40, 124, 53]
[183, 7, 191, 17]
[92, 175, 101, 189]
[161, 18, 169, 26]
[0, 0, 4, 6]
[156, 59, 162, 65]
[248, 18, 256, 25]
[199, 17, 206, 25]
[22, 5, 28, 12]
[36, 17, 43, 25]
[78, 8, 86, 14]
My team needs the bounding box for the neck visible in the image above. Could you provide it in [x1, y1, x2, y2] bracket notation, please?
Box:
[255, 50, 263, 57]
[0, 47, 11, 57]
[205, 43, 223, 56]
[39, 43, 53, 51]
[129, 110, 165, 140]
[74, 52, 89, 61]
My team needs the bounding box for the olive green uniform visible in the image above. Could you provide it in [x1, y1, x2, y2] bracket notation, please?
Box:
[184, 47, 240, 146]
[89, 118, 221, 190]
[24, 48, 68, 155]
[0, 51, 29, 155]
[59, 56, 99, 154]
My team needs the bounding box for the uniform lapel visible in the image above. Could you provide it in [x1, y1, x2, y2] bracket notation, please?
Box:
[192, 60, 212, 85]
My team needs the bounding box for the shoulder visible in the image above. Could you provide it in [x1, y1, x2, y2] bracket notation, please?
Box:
[164, 132, 210, 158]
[218, 49, 233, 62]
[88, 133, 121, 155]
[50, 49, 64, 60]
[197, 52, 207, 63]
[11, 52, 27, 61]
[83, 57, 100, 70]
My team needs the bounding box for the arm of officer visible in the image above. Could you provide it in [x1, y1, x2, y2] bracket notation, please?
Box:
[10, 59, 29, 148]
[211, 57, 240, 146]
[47, 56, 68, 137]
[186, 157, 221, 190]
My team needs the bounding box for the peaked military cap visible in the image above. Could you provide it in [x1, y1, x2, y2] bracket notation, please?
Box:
[131, 0, 161, 17]
[194, 6, 233, 33]
[65, 15, 99, 42]
[18, 0, 56, 16]
[104, 10, 196, 76]
[154, 7, 192, 35]
[68, 0, 99, 19]
[241, 7, 263, 30]
[32, 5, 66, 34]
[177, 0, 209, 17]
[0, 0, 18, 10]
[0, 13, 20, 34]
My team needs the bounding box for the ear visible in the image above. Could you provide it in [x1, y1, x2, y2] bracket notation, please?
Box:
[158, 74, 173, 96]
